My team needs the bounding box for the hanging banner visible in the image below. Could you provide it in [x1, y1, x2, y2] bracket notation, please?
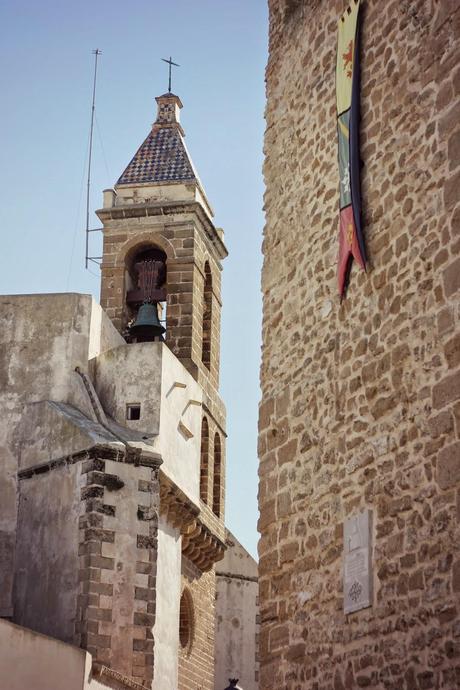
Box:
[336, 0, 366, 297]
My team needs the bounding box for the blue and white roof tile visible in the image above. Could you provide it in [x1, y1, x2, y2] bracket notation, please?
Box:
[117, 127, 196, 186]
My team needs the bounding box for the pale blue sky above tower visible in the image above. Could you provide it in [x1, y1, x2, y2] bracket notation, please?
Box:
[0, 1, 267, 558]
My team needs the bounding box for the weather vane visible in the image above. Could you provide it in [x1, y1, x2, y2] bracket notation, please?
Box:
[161, 56, 180, 93]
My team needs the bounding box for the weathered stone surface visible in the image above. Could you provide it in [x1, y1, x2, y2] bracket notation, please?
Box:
[437, 442, 460, 490]
[259, 0, 460, 687]
[444, 257, 460, 297]
[433, 372, 460, 410]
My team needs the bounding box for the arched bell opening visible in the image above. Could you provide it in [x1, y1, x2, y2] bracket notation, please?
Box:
[201, 261, 213, 369]
[124, 244, 167, 343]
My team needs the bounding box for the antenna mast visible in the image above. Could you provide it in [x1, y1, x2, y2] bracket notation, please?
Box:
[85, 49, 102, 270]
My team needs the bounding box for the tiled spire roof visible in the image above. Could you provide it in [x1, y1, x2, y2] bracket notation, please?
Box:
[116, 93, 197, 186]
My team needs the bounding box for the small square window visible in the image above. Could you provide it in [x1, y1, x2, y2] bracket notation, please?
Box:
[126, 404, 141, 421]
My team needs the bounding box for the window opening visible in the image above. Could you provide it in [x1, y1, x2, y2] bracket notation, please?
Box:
[212, 432, 222, 517]
[179, 589, 194, 653]
[126, 404, 141, 421]
[202, 262, 212, 369]
[200, 417, 209, 504]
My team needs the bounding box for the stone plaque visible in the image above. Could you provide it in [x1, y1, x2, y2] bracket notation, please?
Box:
[343, 509, 372, 614]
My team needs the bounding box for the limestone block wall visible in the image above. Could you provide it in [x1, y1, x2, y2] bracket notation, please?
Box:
[259, 1, 460, 688]
[178, 557, 217, 690]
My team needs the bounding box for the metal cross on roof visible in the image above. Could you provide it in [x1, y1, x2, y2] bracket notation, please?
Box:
[161, 56, 180, 93]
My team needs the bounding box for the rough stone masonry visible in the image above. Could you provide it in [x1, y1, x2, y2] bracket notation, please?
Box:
[259, 0, 460, 688]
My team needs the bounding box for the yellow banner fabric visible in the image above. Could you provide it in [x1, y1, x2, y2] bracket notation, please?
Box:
[336, 0, 360, 114]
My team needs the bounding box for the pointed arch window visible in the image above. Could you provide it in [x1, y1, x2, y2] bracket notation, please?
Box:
[201, 262, 212, 369]
[212, 432, 222, 518]
[200, 417, 209, 504]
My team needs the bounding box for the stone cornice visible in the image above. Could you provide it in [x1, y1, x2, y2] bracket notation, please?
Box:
[97, 199, 228, 261]
[181, 518, 226, 572]
[159, 469, 200, 530]
[92, 663, 148, 690]
[159, 469, 226, 571]
[18, 443, 162, 481]
[215, 571, 258, 584]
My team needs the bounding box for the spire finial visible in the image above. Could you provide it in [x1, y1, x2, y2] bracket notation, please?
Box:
[161, 56, 180, 93]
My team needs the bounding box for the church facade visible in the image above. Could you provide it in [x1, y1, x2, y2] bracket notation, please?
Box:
[0, 90, 257, 689]
[259, 0, 460, 688]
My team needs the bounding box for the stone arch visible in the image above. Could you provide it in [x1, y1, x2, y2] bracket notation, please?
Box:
[112, 234, 176, 334]
[116, 232, 177, 267]
[200, 416, 210, 504]
[123, 243, 168, 337]
[201, 261, 213, 370]
[179, 587, 195, 655]
[127, 244, 167, 279]
[212, 432, 222, 517]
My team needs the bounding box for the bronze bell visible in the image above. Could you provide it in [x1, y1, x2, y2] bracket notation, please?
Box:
[129, 302, 165, 342]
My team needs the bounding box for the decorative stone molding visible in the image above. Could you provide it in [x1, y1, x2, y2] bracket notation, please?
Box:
[159, 469, 225, 571]
[158, 470, 199, 531]
[92, 663, 149, 690]
[97, 200, 228, 262]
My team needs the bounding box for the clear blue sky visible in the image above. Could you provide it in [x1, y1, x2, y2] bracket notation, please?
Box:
[0, 1, 267, 558]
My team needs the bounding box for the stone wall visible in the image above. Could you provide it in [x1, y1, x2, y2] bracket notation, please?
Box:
[153, 517, 182, 690]
[215, 530, 259, 690]
[93, 340, 204, 508]
[14, 445, 161, 688]
[78, 450, 160, 686]
[0, 618, 97, 690]
[14, 461, 82, 643]
[0, 293, 122, 618]
[259, 1, 460, 688]
[178, 558, 216, 690]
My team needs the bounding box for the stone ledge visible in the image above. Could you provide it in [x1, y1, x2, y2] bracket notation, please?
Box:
[18, 444, 162, 481]
[97, 199, 228, 261]
[159, 469, 200, 530]
[92, 663, 148, 690]
[215, 570, 258, 584]
[159, 470, 226, 571]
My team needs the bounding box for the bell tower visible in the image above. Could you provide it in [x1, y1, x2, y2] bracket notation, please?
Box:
[98, 92, 227, 528]
[97, 92, 228, 393]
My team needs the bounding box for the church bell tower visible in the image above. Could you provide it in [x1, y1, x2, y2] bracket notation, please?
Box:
[97, 90, 227, 524]
[98, 91, 228, 394]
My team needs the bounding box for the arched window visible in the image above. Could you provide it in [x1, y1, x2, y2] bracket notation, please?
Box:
[179, 588, 194, 655]
[201, 262, 212, 369]
[200, 417, 209, 504]
[212, 432, 221, 517]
